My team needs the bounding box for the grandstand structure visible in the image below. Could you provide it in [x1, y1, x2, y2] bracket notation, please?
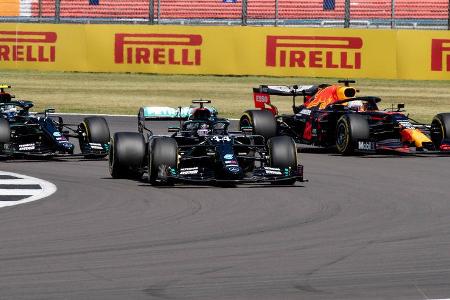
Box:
[0, 0, 449, 29]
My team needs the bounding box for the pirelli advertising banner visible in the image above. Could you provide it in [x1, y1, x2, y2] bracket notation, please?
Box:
[0, 23, 449, 80]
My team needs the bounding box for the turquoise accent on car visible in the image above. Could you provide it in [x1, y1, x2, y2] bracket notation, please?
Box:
[143, 106, 218, 119]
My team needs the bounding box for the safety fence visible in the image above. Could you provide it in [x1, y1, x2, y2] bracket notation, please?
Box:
[0, 0, 449, 29]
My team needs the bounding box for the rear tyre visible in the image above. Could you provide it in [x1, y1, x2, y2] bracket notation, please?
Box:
[148, 137, 178, 185]
[240, 110, 277, 141]
[335, 114, 370, 155]
[0, 118, 10, 156]
[268, 136, 297, 185]
[431, 113, 450, 149]
[109, 132, 146, 179]
[80, 117, 111, 158]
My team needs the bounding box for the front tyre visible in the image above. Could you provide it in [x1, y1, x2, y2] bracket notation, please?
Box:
[109, 132, 146, 179]
[148, 137, 178, 185]
[80, 117, 111, 158]
[0, 118, 10, 157]
[240, 110, 277, 141]
[335, 114, 370, 155]
[268, 136, 298, 185]
[430, 113, 450, 149]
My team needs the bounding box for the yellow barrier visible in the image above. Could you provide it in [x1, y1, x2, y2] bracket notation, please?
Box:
[0, 23, 449, 80]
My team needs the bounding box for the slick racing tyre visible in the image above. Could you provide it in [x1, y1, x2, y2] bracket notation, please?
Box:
[83, 117, 110, 144]
[240, 110, 277, 141]
[335, 114, 370, 155]
[431, 113, 450, 149]
[268, 136, 297, 185]
[0, 118, 10, 156]
[148, 137, 178, 185]
[109, 132, 146, 179]
[80, 117, 111, 158]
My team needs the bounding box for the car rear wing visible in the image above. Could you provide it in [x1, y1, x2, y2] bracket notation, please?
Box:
[252, 85, 318, 115]
[138, 104, 218, 134]
[253, 85, 318, 97]
[138, 105, 217, 121]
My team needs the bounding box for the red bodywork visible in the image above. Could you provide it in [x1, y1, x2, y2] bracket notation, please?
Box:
[253, 92, 278, 116]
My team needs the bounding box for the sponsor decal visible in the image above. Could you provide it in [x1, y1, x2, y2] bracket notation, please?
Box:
[254, 92, 270, 103]
[115, 33, 202, 66]
[431, 39, 450, 72]
[299, 108, 312, 116]
[89, 143, 104, 150]
[266, 35, 362, 69]
[227, 166, 240, 173]
[357, 141, 376, 151]
[398, 120, 414, 129]
[225, 160, 238, 164]
[264, 167, 282, 175]
[223, 154, 234, 160]
[179, 167, 199, 175]
[18, 143, 35, 151]
[0, 31, 56, 63]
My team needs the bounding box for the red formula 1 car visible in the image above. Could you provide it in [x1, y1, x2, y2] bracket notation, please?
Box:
[240, 80, 450, 155]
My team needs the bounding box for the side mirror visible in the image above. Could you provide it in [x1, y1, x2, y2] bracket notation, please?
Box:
[397, 103, 405, 111]
[168, 126, 180, 133]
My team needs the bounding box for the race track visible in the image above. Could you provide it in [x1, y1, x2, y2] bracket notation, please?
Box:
[1, 115, 450, 299]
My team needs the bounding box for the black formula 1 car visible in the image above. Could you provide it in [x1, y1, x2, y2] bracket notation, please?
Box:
[109, 100, 304, 185]
[240, 80, 450, 155]
[0, 85, 110, 159]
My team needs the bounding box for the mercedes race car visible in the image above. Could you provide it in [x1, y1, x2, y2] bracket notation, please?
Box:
[109, 100, 304, 185]
[240, 80, 450, 155]
[0, 85, 110, 159]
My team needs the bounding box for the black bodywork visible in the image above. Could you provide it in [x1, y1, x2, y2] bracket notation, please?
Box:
[131, 102, 305, 185]
[0, 97, 109, 159]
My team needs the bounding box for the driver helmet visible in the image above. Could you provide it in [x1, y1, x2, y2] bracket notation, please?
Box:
[347, 100, 367, 112]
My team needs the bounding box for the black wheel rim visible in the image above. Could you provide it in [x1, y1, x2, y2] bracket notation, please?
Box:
[336, 123, 348, 150]
[431, 120, 443, 147]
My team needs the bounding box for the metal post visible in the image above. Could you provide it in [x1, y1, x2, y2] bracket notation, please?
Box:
[448, 0, 450, 30]
[149, 0, 154, 24]
[157, 0, 161, 24]
[242, 0, 247, 26]
[55, 0, 60, 23]
[38, 0, 42, 22]
[391, 0, 395, 28]
[344, 0, 350, 28]
[275, 0, 278, 26]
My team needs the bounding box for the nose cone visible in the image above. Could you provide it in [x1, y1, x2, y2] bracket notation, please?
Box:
[224, 165, 243, 179]
[61, 142, 75, 152]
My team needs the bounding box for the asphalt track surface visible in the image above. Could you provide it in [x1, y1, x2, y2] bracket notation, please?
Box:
[1, 115, 450, 299]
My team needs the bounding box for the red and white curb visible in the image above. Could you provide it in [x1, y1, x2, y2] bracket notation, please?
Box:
[0, 171, 57, 208]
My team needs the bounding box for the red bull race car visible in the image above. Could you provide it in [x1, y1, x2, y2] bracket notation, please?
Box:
[240, 80, 450, 155]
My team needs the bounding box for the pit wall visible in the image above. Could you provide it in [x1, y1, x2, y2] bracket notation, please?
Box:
[0, 23, 449, 80]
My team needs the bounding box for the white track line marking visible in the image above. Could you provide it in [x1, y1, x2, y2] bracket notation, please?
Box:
[0, 171, 57, 208]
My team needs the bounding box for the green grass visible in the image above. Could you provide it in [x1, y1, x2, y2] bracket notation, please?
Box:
[1, 69, 450, 122]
